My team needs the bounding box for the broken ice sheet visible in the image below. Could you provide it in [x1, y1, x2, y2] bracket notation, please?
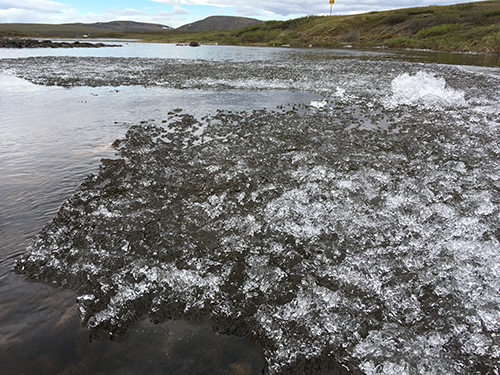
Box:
[15, 101, 500, 374]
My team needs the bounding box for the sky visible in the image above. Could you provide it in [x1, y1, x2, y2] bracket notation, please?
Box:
[0, 0, 484, 28]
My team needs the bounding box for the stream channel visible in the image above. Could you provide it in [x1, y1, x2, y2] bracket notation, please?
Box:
[1, 41, 500, 375]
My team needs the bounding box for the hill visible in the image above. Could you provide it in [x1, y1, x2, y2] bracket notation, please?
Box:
[65, 21, 172, 32]
[177, 16, 262, 31]
[144, 1, 500, 54]
[0, 21, 171, 38]
[1, 1, 499, 54]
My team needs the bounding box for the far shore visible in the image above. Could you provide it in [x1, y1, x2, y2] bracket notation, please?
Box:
[0, 37, 120, 49]
[1, 1, 500, 55]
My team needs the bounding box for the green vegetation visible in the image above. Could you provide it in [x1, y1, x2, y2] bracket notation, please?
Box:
[136, 15, 324, 47]
[416, 23, 462, 38]
[1, 1, 500, 53]
[142, 1, 500, 53]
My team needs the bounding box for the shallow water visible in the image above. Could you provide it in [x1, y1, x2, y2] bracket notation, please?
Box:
[1, 43, 500, 374]
[1, 39, 500, 67]
[0, 71, 317, 374]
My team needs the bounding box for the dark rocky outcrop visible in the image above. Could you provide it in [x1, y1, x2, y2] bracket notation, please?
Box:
[0, 38, 120, 48]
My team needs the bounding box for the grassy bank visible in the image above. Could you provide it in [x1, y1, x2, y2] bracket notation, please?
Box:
[143, 1, 500, 54]
[1, 1, 499, 54]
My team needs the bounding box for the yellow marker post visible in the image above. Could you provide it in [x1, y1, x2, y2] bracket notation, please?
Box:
[330, 0, 335, 16]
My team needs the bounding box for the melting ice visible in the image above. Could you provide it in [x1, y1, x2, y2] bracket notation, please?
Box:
[385, 71, 467, 109]
[12, 58, 500, 375]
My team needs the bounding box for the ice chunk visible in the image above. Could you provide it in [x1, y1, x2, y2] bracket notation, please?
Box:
[385, 71, 466, 109]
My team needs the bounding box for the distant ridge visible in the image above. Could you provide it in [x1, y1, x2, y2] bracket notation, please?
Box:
[64, 21, 172, 32]
[0, 21, 173, 37]
[177, 16, 262, 31]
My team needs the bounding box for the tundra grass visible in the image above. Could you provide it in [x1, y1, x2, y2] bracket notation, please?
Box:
[1, 1, 500, 54]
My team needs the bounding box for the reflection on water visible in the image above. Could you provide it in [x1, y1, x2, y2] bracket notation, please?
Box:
[0, 73, 317, 263]
[0, 72, 319, 374]
[1, 40, 499, 67]
[0, 281, 266, 375]
[292, 47, 500, 67]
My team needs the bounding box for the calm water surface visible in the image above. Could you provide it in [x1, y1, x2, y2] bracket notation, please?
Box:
[1, 39, 499, 66]
[0, 42, 499, 374]
[0, 42, 321, 375]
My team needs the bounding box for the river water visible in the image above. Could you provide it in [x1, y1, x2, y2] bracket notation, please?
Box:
[0, 41, 500, 375]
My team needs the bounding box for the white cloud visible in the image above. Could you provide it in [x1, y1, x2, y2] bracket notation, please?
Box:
[233, 5, 261, 17]
[106, 8, 149, 17]
[152, 0, 226, 6]
[0, 0, 487, 29]
[0, 0, 190, 26]
[0, 0, 65, 11]
[160, 6, 190, 16]
[69, 6, 190, 26]
[148, 7, 191, 27]
[0, 0, 71, 22]
[151, 0, 485, 18]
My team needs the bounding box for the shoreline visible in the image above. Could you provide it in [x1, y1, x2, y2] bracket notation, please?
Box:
[0, 37, 120, 48]
[2, 35, 500, 59]
[129, 38, 500, 60]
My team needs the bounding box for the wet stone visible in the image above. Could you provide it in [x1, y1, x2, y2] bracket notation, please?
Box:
[0, 38, 120, 49]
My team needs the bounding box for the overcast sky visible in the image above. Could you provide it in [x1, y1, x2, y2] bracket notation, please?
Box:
[0, 0, 483, 28]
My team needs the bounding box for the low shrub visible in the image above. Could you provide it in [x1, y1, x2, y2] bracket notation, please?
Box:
[338, 29, 360, 43]
[484, 31, 500, 52]
[417, 23, 461, 38]
[383, 14, 408, 25]
[483, 10, 500, 18]
[407, 8, 435, 16]
[240, 30, 265, 43]
[278, 16, 320, 31]
[385, 36, 416, 48]
[465, 25, 494, 40]
[459, 13, 484, 23]
[455, 2, 475, 11]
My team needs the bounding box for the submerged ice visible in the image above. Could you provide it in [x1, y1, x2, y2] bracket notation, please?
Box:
[10, 58, 500, 375]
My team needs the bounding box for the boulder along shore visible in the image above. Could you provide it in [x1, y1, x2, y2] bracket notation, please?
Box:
[0, 38, 120, 49]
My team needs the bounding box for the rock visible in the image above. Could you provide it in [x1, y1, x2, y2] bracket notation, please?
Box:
[0, 38, 120, 49]
[229, 362, 252, 375]
[189, 41, 200, 47]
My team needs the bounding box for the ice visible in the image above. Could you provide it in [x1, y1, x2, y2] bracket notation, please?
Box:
[310, 100, 327, 109]
[11, 58, 500, 374]
[385, 71, 466, 109]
